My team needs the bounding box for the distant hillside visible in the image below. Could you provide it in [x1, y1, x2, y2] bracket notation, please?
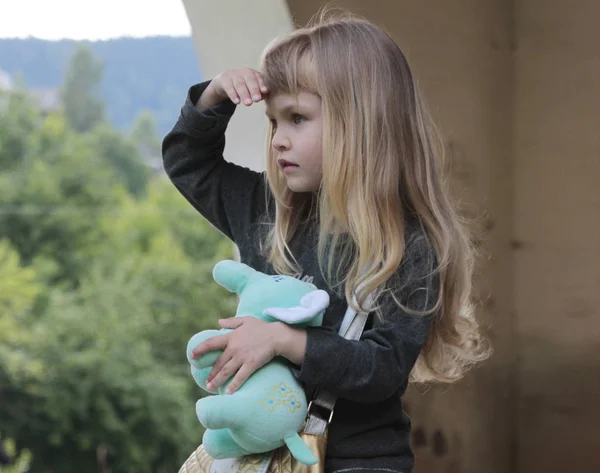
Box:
[0, 36, 202, 135]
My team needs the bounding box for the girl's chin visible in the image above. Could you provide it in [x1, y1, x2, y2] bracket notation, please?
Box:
[285, 179, 319, 194]
[281, 171, 322, 194]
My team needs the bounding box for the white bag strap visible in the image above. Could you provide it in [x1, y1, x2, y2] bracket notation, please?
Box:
[303, 293, 374, 436]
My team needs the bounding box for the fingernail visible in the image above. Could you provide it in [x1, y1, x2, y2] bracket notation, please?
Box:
[232, 97, 240, 104]
[252, 94, 261, 101]
[207, 383, 213, 390]
[244, 98, 252, 105]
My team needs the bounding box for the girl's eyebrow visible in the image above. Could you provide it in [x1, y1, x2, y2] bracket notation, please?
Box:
[265, 103, 299, 118]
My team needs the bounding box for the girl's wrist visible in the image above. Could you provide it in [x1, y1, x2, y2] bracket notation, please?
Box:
[195, 83, 226, 111]
[273, 322, 307, 366]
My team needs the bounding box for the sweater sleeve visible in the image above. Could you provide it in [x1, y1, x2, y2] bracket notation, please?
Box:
[294, 230, 438, 403]
[161, 81, 267, 245]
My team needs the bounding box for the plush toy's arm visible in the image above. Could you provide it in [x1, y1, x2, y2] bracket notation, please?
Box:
[187, 331, 225, 394]
[186, 330, 226, 369]
[191, 365, 219, 394]
[263, 289, 329, 325]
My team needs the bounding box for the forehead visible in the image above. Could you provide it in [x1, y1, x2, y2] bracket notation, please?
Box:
[264, 91, 321, 115]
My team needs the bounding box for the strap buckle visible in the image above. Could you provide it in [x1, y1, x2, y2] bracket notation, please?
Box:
[307, 400, 334, 424]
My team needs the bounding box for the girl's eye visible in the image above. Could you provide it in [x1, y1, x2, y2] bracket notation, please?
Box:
[292, 114, 305, 125]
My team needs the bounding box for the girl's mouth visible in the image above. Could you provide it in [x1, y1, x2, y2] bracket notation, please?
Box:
[277, 159, 299, 170]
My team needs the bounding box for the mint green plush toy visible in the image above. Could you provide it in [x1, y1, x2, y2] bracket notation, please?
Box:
[186, 260, 330, 465]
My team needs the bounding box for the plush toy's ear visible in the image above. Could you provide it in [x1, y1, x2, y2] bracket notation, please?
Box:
[212, 260, 257, 294]
[263, 289, 330, 324]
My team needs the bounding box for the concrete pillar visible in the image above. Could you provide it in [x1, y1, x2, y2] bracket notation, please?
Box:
[513, 1, 600, 471]
[284, 2, 516, 472]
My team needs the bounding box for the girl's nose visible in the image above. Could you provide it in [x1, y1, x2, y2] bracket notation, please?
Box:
[271, 130, 291, 152]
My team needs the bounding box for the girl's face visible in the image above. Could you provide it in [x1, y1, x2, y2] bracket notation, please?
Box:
[265, 91, 323, 193]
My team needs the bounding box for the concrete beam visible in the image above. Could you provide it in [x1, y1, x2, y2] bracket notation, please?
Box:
[181, 0, 295, 171]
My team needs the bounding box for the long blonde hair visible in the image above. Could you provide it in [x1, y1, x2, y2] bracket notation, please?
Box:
[259, 10, 490, 383]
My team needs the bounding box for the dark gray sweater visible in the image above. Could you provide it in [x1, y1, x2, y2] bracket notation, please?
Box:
[162, 81, 439, 473]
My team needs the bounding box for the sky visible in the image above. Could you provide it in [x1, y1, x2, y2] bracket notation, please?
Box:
[0, 0, 192, 40]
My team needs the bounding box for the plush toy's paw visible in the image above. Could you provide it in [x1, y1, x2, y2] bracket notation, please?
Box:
[203, 429, 252, 459]
[191, 366, 218, 394]
[196, 398, 209, 429]
[186, 330, 224, 369]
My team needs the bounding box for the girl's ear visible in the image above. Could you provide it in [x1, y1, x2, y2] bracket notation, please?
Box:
[263, 289, 330, 324]
[212, 260, 257, 294]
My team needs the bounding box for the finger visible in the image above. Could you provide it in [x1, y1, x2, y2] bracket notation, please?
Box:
[226, 362, 257, 394]
[222, 77, 240, 105]
[218, 317, 244, 329]
[233, 77, 253, 106]
[244, 73, 263, 103]
[192, 333, 229, 359]
[206, 350, 233, 384]
[256, 72, 269, 94]
[208, 358, 242, 391]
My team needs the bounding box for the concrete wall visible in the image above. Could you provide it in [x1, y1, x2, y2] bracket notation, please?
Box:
[184, 1, 600, 471]
[513, 1, 600, 471]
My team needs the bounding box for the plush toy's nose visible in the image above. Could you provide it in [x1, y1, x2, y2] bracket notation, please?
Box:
[212, 260, 258, 293]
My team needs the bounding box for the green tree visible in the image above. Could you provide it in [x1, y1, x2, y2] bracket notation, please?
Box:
[0, 109, 119, 286]
[0, 85, 237, 472]
[0, 438, 31, 473]
[2, 206, 234, 472]
[61, 44, 104, 132]
[0, 239, 39, 344]
[0, 242, 39, 473]
[99, 179, 236, 366]
[0, 240, 39, 372]
[0, 88, 39, 172]
[11, 265, 201, 472]
[0, 88, 154, 284]
[130, 109, 161, 159]
[88, 122, 153, 197]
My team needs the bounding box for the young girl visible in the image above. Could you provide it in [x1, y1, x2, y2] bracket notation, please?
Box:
[163, 11, 488, 473]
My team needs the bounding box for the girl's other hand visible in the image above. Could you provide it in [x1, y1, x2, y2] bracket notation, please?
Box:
[191, 316, 279, 394]
[197, 68, 269, 110]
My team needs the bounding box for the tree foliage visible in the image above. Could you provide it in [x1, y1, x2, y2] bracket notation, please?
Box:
[0, 47, 234, 473]
[60, 44, 105, 133]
